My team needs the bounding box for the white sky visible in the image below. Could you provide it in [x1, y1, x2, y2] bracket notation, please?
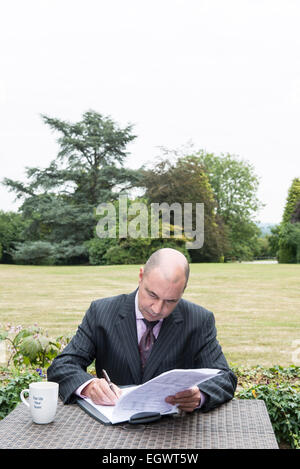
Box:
[1, 0, 299, 224]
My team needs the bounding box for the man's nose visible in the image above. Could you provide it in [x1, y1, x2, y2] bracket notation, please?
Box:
[152, 299, 164, 315]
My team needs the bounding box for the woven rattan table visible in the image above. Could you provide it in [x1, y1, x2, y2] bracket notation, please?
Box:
[0, 398, 278, 449]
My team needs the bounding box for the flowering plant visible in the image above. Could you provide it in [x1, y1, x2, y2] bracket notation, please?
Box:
[237, 379, 300, 449]
[0, 323, 63, 368]
[0, 368, 43, 420]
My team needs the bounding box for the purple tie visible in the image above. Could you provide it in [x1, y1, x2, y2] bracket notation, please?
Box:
[139, 319, 159, 370]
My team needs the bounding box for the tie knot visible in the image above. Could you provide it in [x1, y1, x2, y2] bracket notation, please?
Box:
[142, 318, 159, 329]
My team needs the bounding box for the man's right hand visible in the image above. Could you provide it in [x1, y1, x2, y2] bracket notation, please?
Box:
[81, 378, 122, 405]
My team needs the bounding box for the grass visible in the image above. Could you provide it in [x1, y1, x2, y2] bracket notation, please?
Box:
[0, 263, 299, 367]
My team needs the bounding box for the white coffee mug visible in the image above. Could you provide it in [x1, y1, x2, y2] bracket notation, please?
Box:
[20, 381, 59, 424]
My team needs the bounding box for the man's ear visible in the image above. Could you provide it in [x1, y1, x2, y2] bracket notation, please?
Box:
[138, 267, 144, 284]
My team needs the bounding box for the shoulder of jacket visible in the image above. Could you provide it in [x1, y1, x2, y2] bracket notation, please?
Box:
[178, 297, 213, 318]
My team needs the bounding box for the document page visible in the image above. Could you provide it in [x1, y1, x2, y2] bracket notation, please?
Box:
[85, 368, 220, 424]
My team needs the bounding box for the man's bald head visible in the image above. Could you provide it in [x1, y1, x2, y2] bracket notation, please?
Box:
[143, 248, 190, 289]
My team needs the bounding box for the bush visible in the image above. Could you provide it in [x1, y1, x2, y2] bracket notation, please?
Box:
[51, 241, 89, 265]
[234, 365, 300, 448]
[104, 238, 152, 265]
[11, 240, 89, 265]
[0, 368, 43, 420]
[86, 237, 117, 265]
[11, 241, 55, 265]
[278, 245, 296, 264]
[86, 235, 191, 265]
[0, 324, 70, 368]
[278, 222, 300, 264]
[0, 324, 74, 420]
[237, 384, 300, 448]
[0, 210, 26, 263]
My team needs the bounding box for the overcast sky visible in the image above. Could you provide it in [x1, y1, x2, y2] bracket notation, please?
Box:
[1, 0, 299, 223]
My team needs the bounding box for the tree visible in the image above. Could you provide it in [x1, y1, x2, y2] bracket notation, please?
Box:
[188, 150, 262, 260]
[0, 211, 26, 263]
[291, 200, 300, 223]
[282, 178, 300, 225]
[278, 223, 300, 264]
[2, 111, 139, 264]
[86, 197, 191, 265]
[278, 177, 300, 263]
[138, 156, 227, 262]
[139, 149, 262, 261]
[194, 151, 261, 221]
[252, 236, 272, 259]
[268, 225, 280, 258]
[225, 217, 260, 260]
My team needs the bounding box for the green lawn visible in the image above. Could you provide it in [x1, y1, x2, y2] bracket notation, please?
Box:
[0, 263, 299, 367]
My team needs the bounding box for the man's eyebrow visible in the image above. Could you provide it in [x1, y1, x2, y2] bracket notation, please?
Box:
[145, 287, 179, 302]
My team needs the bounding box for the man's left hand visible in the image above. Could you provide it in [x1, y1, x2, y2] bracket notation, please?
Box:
[165, 386, 201, 412]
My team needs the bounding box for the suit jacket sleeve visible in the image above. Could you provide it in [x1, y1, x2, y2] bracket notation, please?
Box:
[193, 310, 237, 412]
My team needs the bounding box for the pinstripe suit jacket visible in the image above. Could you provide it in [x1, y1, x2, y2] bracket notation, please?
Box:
[47, 290, 237, 412]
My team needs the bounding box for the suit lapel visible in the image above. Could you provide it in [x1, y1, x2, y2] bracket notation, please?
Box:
[142, 305, 183, 382]
[115, 290, 142, 384]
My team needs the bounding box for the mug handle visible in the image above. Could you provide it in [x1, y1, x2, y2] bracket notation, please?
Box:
[20, 389, 30, 407]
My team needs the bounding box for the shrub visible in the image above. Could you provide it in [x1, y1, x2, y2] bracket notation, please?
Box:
[0, 368, 43, 420]
[0, 210, 26, 263]
[235, 365, 300, 449]
[11, 240, 89, 265]
[11, 241, 55, 265]
[86, 237, 117, 265]
[51, 241, 89, 265]
[278, 222, 300, 264]
[0, 324, 70, 368]
[86, 235, 191, 265]
[104, 238, 151, 265]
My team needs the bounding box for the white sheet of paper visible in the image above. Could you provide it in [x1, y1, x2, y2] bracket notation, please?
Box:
[85, 368, 220, 424]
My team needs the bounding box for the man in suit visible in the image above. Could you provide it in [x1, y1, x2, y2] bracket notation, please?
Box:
[47, 248, 237, 412]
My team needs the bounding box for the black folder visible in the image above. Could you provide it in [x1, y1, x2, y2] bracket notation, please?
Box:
[76, 397, 161, 425]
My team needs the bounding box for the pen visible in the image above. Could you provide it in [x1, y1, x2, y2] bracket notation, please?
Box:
[102, 369, 118, 397]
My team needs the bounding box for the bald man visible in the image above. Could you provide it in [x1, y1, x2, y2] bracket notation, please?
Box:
[47, 248, 237, 413]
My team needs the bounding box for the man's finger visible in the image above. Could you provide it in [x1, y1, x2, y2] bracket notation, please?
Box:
[178, 404, 196, 413]
[165, 386, 201, 411]
[171, 396, 199, 405]
[166, 386, 199, 401]
[89, 380, 114, 405]
[174, 386, 199, 399]
[98, 378, 119, 404]
[111, 383, 122, 399]
[82, 378, 120, 405]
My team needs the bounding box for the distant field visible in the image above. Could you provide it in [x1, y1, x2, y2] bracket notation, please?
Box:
[0, 263, 299, 367]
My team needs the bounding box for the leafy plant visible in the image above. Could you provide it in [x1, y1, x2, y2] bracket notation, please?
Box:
[0, 368, 43, 420]
[232, 364, 300, 387]
[236, 382, 300, 448]
[0, 324, 67, 368]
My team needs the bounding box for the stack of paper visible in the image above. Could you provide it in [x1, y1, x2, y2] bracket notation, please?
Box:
[85, 368, 221, 424]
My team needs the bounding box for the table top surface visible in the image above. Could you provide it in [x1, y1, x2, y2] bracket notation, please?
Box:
[0, 398, 278, 449]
